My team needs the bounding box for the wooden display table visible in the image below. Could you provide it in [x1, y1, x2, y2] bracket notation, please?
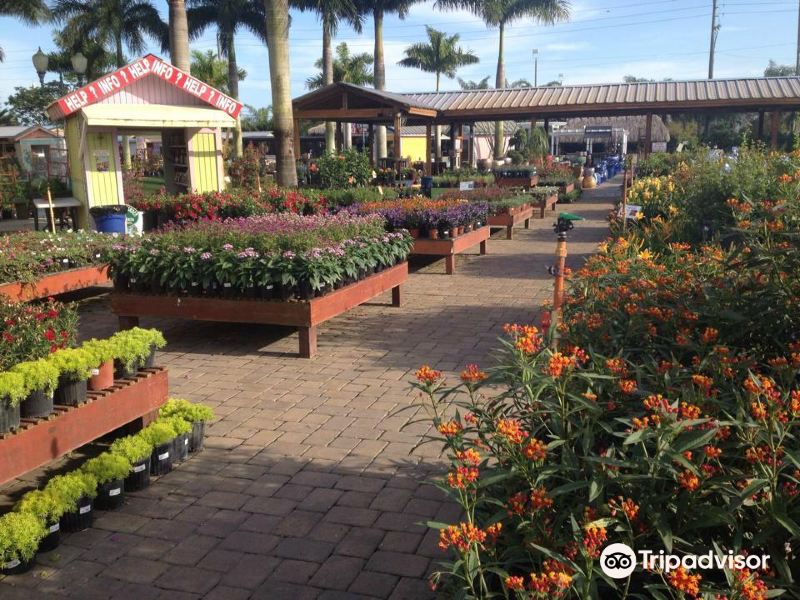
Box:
[534, 192, 559, 218]
[496, 175, 539, 190]
[560, 182, 575, 194]
[411, 226, 489, 275]
[111, 262, 408, 358]
[0, 266, 110, 303]
[487, 206, 534, 240]
[0, 368, 168, 486]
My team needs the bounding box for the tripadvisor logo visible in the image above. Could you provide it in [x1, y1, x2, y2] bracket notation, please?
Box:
[600, 543, 770, 579]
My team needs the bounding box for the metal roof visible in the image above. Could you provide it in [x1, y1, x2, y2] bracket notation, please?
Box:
[293, 77, 800, 123]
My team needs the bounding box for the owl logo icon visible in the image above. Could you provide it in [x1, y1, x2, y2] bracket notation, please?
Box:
[600, 543, 637, 579]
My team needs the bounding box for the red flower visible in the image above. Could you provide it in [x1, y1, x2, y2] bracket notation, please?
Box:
[44, 328, 56, 342]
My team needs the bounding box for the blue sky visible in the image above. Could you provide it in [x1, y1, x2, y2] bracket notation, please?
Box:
[0, 0, 797, 110]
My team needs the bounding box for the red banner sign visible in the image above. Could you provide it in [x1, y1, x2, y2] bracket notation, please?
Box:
[56, 54, 243, 119]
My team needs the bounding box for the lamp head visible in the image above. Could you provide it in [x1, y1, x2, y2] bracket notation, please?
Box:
[71, 52, 88, 76]
[32, 47, 49, 75]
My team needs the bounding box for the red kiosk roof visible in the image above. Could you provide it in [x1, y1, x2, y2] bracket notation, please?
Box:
[46, 54, 243, 120]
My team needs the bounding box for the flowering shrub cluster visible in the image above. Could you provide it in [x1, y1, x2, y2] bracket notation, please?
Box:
[416, 148, 800, 598]
[0, 299, 77, 370]
[314, 149, 373, 189]
[0, 231, 112, 285]
[537, 162, 579, 188]
[104, 213, 412, 299]
[350, 197, 488, 236]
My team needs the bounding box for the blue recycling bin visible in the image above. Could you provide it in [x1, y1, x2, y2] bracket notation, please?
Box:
[421, 176, 434, 198]
[94, 213, 126, 234]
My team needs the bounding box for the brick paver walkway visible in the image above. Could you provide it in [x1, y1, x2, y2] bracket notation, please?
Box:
[0, 183, 617, 599]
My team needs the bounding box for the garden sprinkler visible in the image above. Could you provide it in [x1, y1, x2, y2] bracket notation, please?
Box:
[547, 212, 584, 347]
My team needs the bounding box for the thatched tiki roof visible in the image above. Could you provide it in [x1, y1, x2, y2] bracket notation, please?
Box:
[557, 116, 670, 144]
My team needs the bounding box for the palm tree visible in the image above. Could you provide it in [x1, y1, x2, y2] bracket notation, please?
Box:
[356, 0, 420, 160]
[0, 1, 50, 62]
[190, 49, 246, 94]
[294, 0, 361, 154]
[264, 0, 297, 187]
[436, 0, 570, 159]
[168, 1, 191, 71]
[399, 25, 478, 161]
[186, 0, 266, 157]
[307, 42, 373, 150]
[458, 76, 490, 90]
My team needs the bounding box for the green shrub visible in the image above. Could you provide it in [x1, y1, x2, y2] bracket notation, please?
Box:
[0, 372, 26, 407]
[161, 415, 192, 436]
[316, 149, 372, 188]
[528, 186, 558, 200]
[0, 512, 46, 565]
[48, 348, 93, 382]
[81, 453, 131, 484]
[11, 358, 59, 395]
[14, 489, 68, 524]
[159, 398, 214, 423]
[110, 328, 166, 371]
[109, 435, 152, 464]
[126, 327, 167, 350]
[139, 421, 176, 447]
[81, 339, 116, 366]
[45, 472, 98, 506]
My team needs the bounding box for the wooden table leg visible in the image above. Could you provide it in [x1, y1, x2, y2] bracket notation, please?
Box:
[118, 315, 139, 330]
[524, 218, 530, 229]
[299, 326, 317, 358]
[392, 285, 402, 307]
[445, 255, 456, 275]
[480, 240, 487, 255]
[506, 225, 513, 240]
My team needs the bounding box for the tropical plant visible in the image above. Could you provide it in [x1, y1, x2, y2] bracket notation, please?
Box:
[11, 359, 59, 396]
[294, 0, 362, 153]
[241, 105, 273, 131]
[264, 0, 298, 187]
[167, 0, 191, 71]
[458, 76, 490, 90]
[109, 434, 153, 464]
[355, 0, 420, 159]
[398, 26, 478, 161]
[0, 0, 50, 63]
[159, 398, 215, 423]
[48, 348, 93, 383]
[81, 453, 132, 484]
[189, 50, 247, 94]
[0, 512, 46, 566]
[0, 372, 26, 407]
[435, 0, 570, 159]
[47, 31, 116, 85]
[187, 0, 266, 157]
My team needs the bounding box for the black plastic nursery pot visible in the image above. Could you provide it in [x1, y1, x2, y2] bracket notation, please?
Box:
[0, 401, 20, 434]
[143, 346, 156, 369]
[20, 389, 54, 419]
[150, 442, 173, 476]
[60, 496, 94, 532]
[114, 360, 138, 379]
[190, 420, 206, 453]
[39, 521, 61, 553]
[0, 556, 35, 575]
[172, 432, 189, 462]
[125, 456, 151, 491]
[95, 478, 125, 510]
[54, 377, 87, 406]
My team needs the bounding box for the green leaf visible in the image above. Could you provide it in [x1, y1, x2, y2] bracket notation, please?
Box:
[671, 427, 718, 454]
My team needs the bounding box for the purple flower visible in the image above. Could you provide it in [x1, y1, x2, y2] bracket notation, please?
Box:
[200, 252, 212, 260]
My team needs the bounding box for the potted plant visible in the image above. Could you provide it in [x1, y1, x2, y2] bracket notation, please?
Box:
[0, 372, 26, 433]
[139, 421, 177, 476]
[12, 359, 59, 418]
[81, 453, 131, 510]
[109, 435, 153, 491]
[45, 472, 98, 533]
[14, 489, 67, 553]
[159, 398, 214, 452]
[82, 339, 116, 391]
[162, 416, 192, 462]
[0, 512, 46, 575]
[49, 349, 92, 406]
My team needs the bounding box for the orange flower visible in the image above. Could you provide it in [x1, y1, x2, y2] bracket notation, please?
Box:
[437, 420, 462, 438]
[678, 470, 700, 492]
[447, 466, 479, 489]
[700, 327, 719, 344]
[415, 365, 442, 385]
[523, 438, 547, 461]
[606, 357, 629, 377]
[438, 522, 487, 552]
[618, 379, 637, 394]
[704, 446, 722, 459]
[530, 486, 553, 511]
[582, 525, 607, 558]
[497, 418, 528, 444]
[547, 352, 575, 378]
[667, 566, 702, 598]
[680, 402, 701, 420]
[504, 576, 525, 591]
[455, 448, 481, 465]
[750, 401, 768, 421]
[460, 364, 488, 384]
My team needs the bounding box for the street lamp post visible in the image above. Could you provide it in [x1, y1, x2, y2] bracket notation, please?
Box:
[32, 47, 49, 87]
[71, 52, 88, 86]
[532, 49, 538, 87]
[558, 73, 564, 85]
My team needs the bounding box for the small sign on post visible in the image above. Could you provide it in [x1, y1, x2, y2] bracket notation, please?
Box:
[618, 204, 642, 220]
[459, 181, 475, 191]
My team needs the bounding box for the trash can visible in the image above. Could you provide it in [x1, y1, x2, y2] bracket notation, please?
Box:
[90, 205, 128, 234]
[421, 176, 434, 198]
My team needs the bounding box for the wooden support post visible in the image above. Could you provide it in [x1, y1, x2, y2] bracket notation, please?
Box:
[449, 122, 456, 170]
[757, 110, 765, 140]
[445, 255, 456, 275]
[368, 123, 375, 166]
[298, 326, 317, 359]
[770, 111, 781, 149]
[293, 118, 301, 160]
[392, 285, 402, 307]
[393, 114, 402, 161]
[480, 240, 487, 255]
[424, 124, 432, 176]
[644, 113, 653, 158]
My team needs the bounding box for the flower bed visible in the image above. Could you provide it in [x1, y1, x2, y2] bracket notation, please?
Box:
[105, 213, 412, 300]
[0, 231, 112, 286]
[0, 298, 77, 371]
[414, 149, 800, 598]
[349, 197, 488, 240]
